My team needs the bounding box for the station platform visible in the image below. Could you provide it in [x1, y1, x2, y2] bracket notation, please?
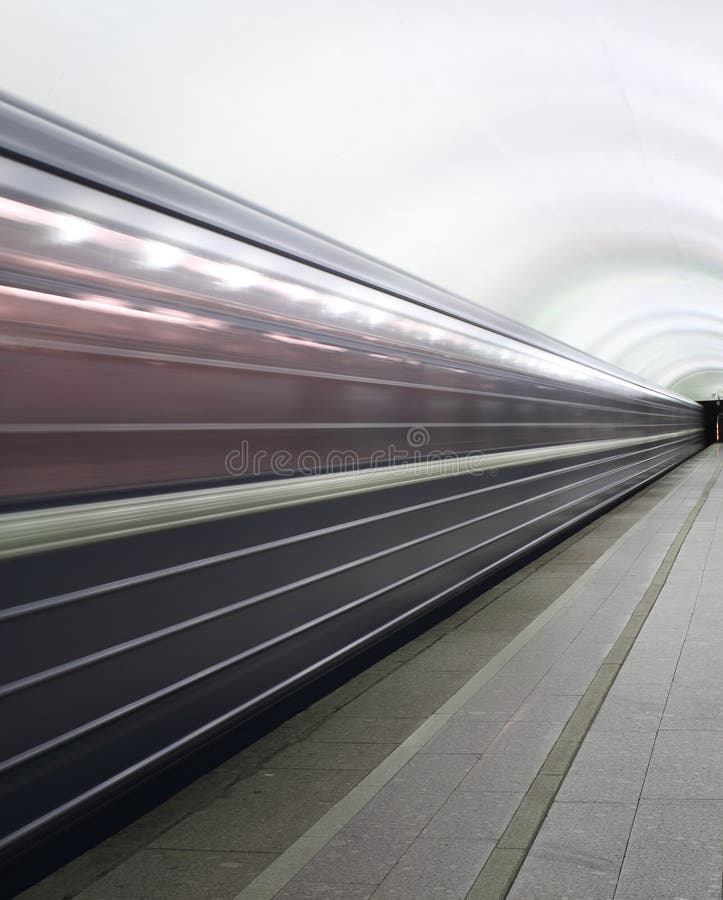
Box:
[18, 445, 723, 900]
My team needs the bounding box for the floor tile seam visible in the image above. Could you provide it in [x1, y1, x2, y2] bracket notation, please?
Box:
[467, 452, 722, 900]
[641, 793, 723, 801]
[123, 791, 236, 857]
[231, 453, 713, 900]
[549, 798, 655, 805]
[54, 849, 139, 900]
[141, 845, 277, 855]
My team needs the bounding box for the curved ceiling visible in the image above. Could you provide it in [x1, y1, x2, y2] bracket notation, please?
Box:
[1, 1, 722, 399]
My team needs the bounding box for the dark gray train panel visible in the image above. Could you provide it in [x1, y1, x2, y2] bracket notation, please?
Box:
[0, 98, 704, 868]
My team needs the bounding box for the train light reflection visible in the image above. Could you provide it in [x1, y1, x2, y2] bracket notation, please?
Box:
[143, 240, 184, 269]
[54, 214, 95, 244]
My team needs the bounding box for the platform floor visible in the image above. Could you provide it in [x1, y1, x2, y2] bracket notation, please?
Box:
[18, 446, 723, 900]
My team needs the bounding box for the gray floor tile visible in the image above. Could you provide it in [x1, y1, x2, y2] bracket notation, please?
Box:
[551, 544, 611, 565]
[614, 800, 723, 899]
[673, 655, 723, 687]
[588, 682, 669, 733]
[512, 691, 580, 723]
[537, 609, 595, 632]
[351, 754, 478, 830]
[642, 731, 723, 799]
[486, 721, 562, 755]
[523, 629, 580, 656]
[16, 847, 132, 900]
[594, 592, 642, 617]
[557, 731, 655, 801]
[584, 610, 636, 642]
[227, 767, 361, 802]
[498, 577, 574, 601]
[151, 795, 332, 853]
[459, 613, 532, 636]
[499, 652, 558, 683]
[303, 717, 425, 744]
[340, 671, 471, 717]
[566, 635, 616, 660]
[104, 769, 246, 850]
[388, 752, 480, 789]
[535, 648, 609, 695]
[687, 614, 723, 641]
[508, 801, 637, 900]
[348, 786, 447, 832]
[457, 681, 532, 719]
[276, 882, 376, 899]
[76, 849, 274, 900]
[546, 565, 609, 584]
[573, 582, 620, 602]
[227, 726, 307, 764]
[423, 789, 523, 840]
[462, 724, 561, 792]
[660, 689, 723, 730]
[266, 741, 397, 771]
[420, 718, 504, 754]
[294, 826, 415, 885]
[372, 835, 492, 899]
[419, 632, 510, 656]
[399, 643, 504, 672]
[615, 642, 682, 685]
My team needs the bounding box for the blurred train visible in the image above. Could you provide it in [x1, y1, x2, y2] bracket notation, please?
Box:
[0, 96, 704, 871]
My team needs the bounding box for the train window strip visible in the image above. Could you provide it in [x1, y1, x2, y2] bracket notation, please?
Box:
[0, 420, 700, 433]
[0, 329, 697, 421]
[0, 148, 698, 412]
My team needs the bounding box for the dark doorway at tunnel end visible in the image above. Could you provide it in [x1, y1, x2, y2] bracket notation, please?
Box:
[700, 400, 720, 445]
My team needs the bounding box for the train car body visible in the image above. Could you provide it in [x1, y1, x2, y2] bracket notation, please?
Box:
[0, 97, 704, 869]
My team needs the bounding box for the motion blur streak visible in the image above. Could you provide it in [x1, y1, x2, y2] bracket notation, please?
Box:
[0, 101, 704, 874]
[0, 154, 702, 502]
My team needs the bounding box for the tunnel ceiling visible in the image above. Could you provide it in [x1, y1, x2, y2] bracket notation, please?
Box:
[2, 1, 722, 400]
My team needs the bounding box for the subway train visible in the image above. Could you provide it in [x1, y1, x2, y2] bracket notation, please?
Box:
[0, 96, 705, 873]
